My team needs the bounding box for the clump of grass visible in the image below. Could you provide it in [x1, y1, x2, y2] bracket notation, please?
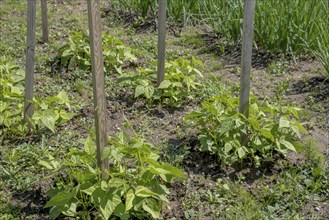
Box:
[109, 0, 329, 59]
[310, 22, 329, 79]
[178, 34, 204, 48]
[254, 0, 327, 56]
[198, 0, 244, 42]
[302, 138, 325, 166]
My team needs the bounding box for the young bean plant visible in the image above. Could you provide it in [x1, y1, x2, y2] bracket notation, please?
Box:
[185, 86, 308, 166]
[118, 57, 204, 107]
[57, 31, 137, 74]
[40, 132, 186, 219]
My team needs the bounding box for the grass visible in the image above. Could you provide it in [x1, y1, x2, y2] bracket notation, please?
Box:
[109, 0, 329, 70]
[310, 22, 329, 79]
[1, 0, 328, 219]
[181, 138, 329, 219]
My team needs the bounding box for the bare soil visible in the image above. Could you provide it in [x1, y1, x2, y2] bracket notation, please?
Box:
[1, 0, 328, 219]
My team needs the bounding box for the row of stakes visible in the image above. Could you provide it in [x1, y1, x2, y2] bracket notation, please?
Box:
[22, 0, 255, 177]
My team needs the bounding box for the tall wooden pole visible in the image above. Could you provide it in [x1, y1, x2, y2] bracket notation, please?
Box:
[239, 0, 256, 117]
[157, 0, 167, 86]
[24, 0, 37, 123]
[41, 0, 49, 43]
[87, 0, 108, 178]
[239, 0, 256, 145]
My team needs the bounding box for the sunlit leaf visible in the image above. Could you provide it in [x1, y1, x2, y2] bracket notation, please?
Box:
[135, 185, 158, 198]
[142, 198, 160, 219]
[45, 191, 72, 208]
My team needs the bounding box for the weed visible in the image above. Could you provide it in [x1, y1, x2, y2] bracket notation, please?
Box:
[267, 60, 287, 76]
[183, 157, 328, 219]
[1, 141, 49, 191]
[179, 34, 204, 49]
[302, 138, 325, 166]
[274, 78, 292, 102]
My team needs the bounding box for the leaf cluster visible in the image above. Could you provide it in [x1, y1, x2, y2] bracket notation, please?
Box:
[40, 132, 186, 219]
[185, 87, 308, 165]
[0, 56, 76, 138]
[0, 56, 25, 137]
[57, 31, 137, 74]
[118, 57, 203, 107]
[196, 161, 328, 219]
[30, 91, 76, 133]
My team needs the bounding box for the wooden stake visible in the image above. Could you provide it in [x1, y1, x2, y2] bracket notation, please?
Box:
[239, 0, 256, 117]
[41, 0, 49, 43]
[24, 0, 37, 123]
[239, 0, 256, 146]
[87, 0, 108, 178]
[157, 0, 167, 86]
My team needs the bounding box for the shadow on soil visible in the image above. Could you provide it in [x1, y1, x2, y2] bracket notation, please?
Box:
[290, 76, 329, 104]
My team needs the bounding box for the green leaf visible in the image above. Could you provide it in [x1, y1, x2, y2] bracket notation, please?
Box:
[40, 110, 56, 133]
[68, 56, 76, 70]
[92, 187, 106, 204]
[160, 163, 186, 180]
[249, 117, 260, 130]
[125, 189, 135, 212]
[62, 203, 78, 217]
[45, 191, 72, 208]
[13, 69, 25, 82]
[46, 188, 62, 198]
[237, 147, 246, 158]
[150, 167, 167, 176]
[135, 85, 145, 98]
[279, 116, 290, 128]
[172, 81, 183, 88]
[160, 174, 174, 183]
[75, 171, 97, 183]
[224, 142, 233, 154]
[144, 86, 155, 99]
[142, 198, 160, 219]
[198, 134, 215, 152]
[158, 194, 169, 203]
[48, 156, 60, 169]
[193, 68, 203, 77]
[223, 184, 230, 190]
[59, 111, 75, 120]
[135, 185, 158, 198]
[38, 160, 54, 170]
[108, 178, 127, 188]
[81, 183, 97, 195]
[260, 128, 274, 142]
[279, 138, 296, 152]
[49, 206, 67, 220]
[61, 49, 72, 57]
[100, 192, 122, 220]
[114, 203, 130, 220]
[221, 120, 234, 134]
[293, 120, 308, 134]
[158, 80, 171, 89]
[133, 197, 144, 211]
[275, 138, 282, 151]
[83, 136, 95, 154]
[71, 185, 80, 197]
[138, 79, 149, 86]
[57, 91, 71, 109]
[117, 75, 137, 84]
